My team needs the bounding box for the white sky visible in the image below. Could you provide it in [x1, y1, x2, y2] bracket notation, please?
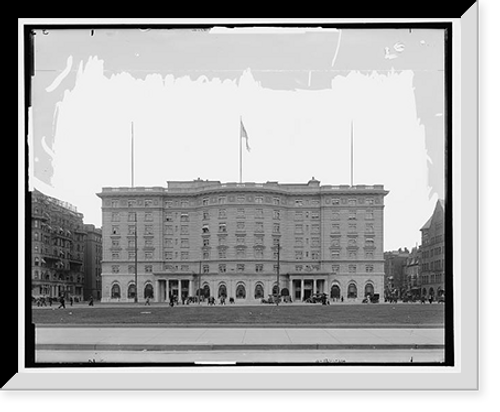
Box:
[29, 26, 445, 251]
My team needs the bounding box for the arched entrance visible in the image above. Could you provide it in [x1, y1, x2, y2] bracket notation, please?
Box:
[144, 284, 154, 299]
[218, 284, 227, 298]
[254, 283, 264, 299]
[280, 288, 289, 297]
[236, 284, 246, 299]
[364, 283, 374, 298]
[127, 284, 136, 299]
[331, 284, 341, 300]
[347, 283, 357, 299]
[202, 284, 210, 298]
[111, 284, 121, 299]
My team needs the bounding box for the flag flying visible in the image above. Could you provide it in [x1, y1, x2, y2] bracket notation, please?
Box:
[240, 118, 251, 152]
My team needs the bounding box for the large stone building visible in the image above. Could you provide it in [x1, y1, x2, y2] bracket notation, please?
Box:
[97, 178, 388, 303]
[83, 224, 103, 301]
[384, 248, 410, 299]
[419, 199, 445, 299]
[31, 190, 86, 300]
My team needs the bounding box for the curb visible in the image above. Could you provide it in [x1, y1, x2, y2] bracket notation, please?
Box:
[36, 343, 445, 352]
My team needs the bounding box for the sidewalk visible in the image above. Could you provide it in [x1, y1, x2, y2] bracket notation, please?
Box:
[35, 326, 445, 352]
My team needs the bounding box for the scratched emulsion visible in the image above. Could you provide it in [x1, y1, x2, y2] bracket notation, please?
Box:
[29, 27, 444, 250]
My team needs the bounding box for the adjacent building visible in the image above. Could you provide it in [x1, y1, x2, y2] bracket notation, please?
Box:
[384, 248, 410, 299]
[83, 224, 103, 301]
[31, 190, 86, 300]
[97, 178, 389, 303]
[404, 246, 421, 297]
[419, 199, 445, 299]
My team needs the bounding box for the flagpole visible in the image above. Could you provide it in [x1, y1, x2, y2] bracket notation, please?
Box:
[350, 120, 354, 187]
[131, 121, 135, 188]
[239, 116, 243, 183]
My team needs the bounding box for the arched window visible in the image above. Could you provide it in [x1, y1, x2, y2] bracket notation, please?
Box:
[218, 284, 227, 298]
[331, 284, 341, 299]
[347, 283, 357, 299]
[272, 284, 279, 296]
[429, 287, 435, 297]
[111, 284, 121, 299]
[127, 284, 136, 299]
[144, 284, 154, 299]
[203, 284, 210, 298]
[254, 284, 264, 299]
[364, 283, 374, 297]
[236, 284, 246, 299]
[280, 288, 289, 297]
[422, 288, 427, 296]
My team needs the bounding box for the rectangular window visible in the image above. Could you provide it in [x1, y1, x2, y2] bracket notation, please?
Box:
[203, 238, 210, 247]
[349, 199, 356, 206]
[144, 225, 153, 235]
[219, 223, 227, 233]
[311, 224, 320, 234]
[218, 249, 226, 259]
[203, 250, 210, 260]
[348, 264, 356, 273]
[273, 198, 280, 205]
[273, 210, 280, 220]
[180, 201, 189, 208]
[128, 225, 136, 235]
[255, 197, 263, 204]
[128, 252, 136, 259]
[348, 211, 357, 220]
[112, 239, 120, 247]
[144, 199, 152, 207]
[365, 238, 375, 247]
[218, 209, 227, 219]
[128, 200, 136, 208]
[348, 224, 357, 232]
[237, 222, 245, 231]
[332, 198, 340, 205]
[254, 249, 264, 259]
[144, 213, 153, 222]
[180, 213, 189, 222]
[237, 208, 245, 219]
[111, 200, 119, 208]
[295, 224, 304, 234]
[180, 238, 189, 248]
[255, 222, 264, 232]
[366, 264, 374, 272]
[311, 212, 320, 220]
[112, 253, 120, 260]
[295, 265, 303, 272]
[295, 212, 303, 221]
[111, 225, 120, 235]
[295, 251, 303, 260]
[332, 264, 340, 273]
[255, 236, 264, 245]
[295, 237, 303, 247]
[165, 225, 173, 235]
[237, 264, 245, 272]
[180, 225, 189, 235]
[255, 209, 264, 219]
[203, 211, 210, 220]
[165, 251, 173, 260]
[311, 252, 320, 260]
[181, 251, 189, 260]
[111, 213, 120, 222]
[218, 197, 226, 204]
[202, 198, 209, 206]
[366, 210, 374, 220]
[273, 223, 280, 233]
[295, 199, 303, 207]
[311, 237, 320, 247]
[145, 265, 153, 273]
[203, 265, 210, 274]
[255, 264, 263, 273]
[165, 238, 173, 248]
[219, 264, 226, 273]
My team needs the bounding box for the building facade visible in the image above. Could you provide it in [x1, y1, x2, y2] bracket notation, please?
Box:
[384, 248, 410, 299]
[404, 246, 421, 298]
[83, 224, 103, 301]
[97, 178, 388, 303]
[419, 199, 445, 299]
[31, 190, 86, 301]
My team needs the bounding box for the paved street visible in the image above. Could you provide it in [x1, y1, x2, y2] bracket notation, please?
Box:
[35, 326, 445, 363]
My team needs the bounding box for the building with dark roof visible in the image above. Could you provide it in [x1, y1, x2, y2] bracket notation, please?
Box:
[419, 199, 445, 299]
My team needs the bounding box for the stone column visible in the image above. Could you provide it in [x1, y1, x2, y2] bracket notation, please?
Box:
[300, 279, 305, 301]
[313, 279, 317, 294]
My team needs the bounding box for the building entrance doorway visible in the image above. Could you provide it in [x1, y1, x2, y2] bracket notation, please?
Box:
[331, 284, 341, 299]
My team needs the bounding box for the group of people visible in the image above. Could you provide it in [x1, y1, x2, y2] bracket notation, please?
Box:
[34, 295, 94, 309]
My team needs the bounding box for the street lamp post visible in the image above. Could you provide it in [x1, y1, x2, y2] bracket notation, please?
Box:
[134, 212, 138, 303]
[275, 242, 281, 306]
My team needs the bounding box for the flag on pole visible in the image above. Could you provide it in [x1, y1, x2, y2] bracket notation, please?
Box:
[240, 118, 251, 152]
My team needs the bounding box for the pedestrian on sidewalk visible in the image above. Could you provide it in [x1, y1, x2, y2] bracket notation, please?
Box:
[89, 296, 94, 306]
[145, 297, 150, 306]
[58, 296, 66, 309]
[69, 297, 73, 306]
